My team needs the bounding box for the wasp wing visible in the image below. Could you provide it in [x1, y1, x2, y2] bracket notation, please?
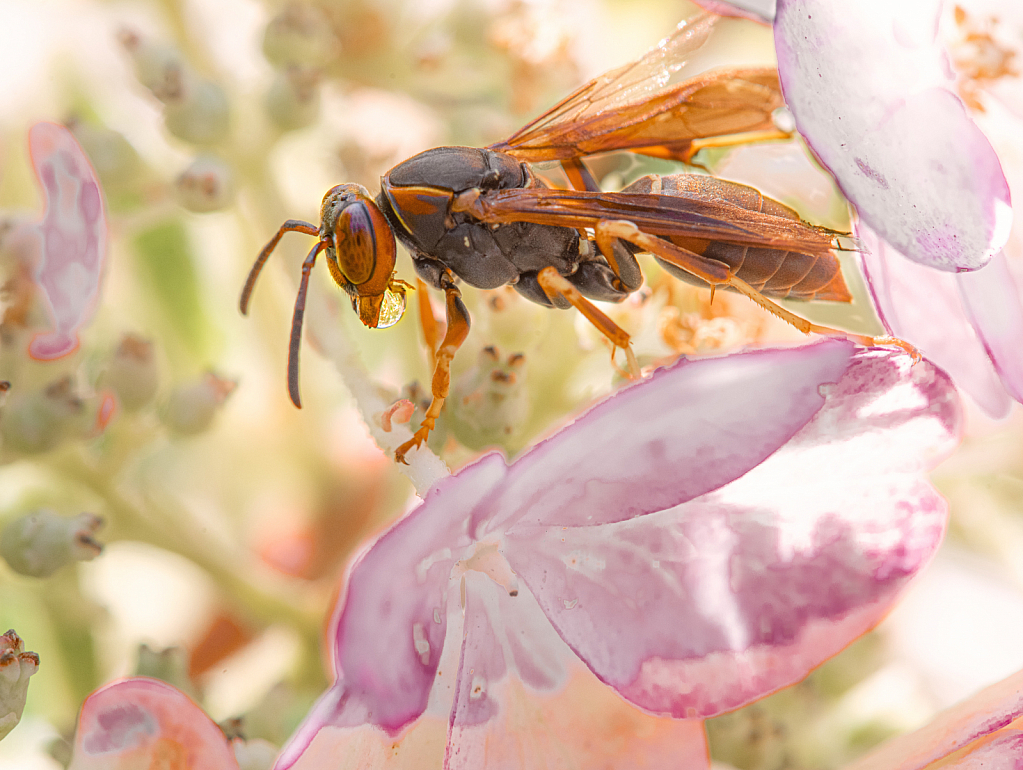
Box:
[464, 186, 845, 254]
[489, 13, 783, 163]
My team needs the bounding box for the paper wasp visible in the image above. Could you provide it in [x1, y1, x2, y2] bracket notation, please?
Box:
[241, 12, 888, 464]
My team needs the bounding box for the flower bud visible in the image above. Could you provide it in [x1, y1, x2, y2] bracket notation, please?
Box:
[232, 737, 278, 770]
[0, 377, 86, 455]
[264, 67, 321, 131]
[104, 334, 160, 412]
[119, 29, 191, 103]
[164, 79, 231, 146]
[67, 119, 145, 193]
[175, 155, 234, 213]
[162, 372, 236, 436]
[262, 4, 335, 68]
[0, 510, 103, 578]
[134, 644, 196, 698]
[448, 346, 529, 451]
[0, 630, 39, 740]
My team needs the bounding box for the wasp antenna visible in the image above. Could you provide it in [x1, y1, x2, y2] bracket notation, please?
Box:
[240, 219, 319, 315]
[287, 240, 326, 409]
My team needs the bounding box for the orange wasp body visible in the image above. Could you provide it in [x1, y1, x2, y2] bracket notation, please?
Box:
[241, 13, 878, 463]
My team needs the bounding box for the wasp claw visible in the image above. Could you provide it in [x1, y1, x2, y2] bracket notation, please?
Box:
[394, 426, 431, 464]
[873, 335, 921, 363]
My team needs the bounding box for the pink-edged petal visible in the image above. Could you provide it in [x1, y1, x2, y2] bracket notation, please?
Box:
[859, 223, 1014, 416]
[284, 715, 449, 770]
[775, 0, 1011, 271]
[957, 251, 1023, 404]
[503, 349, 960, 718]
[68, 677, 238, 770]
[447, 572, 710, 770]
[843, 668, 1023, 770]
[275, 454, 507, 769]
[937, 731, 1023, 769]
[690, 0, 775, 23]
[475, 339, 856, 535]
[26, 122, 107, 360]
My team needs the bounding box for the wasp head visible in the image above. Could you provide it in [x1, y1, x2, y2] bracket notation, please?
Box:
[320, 183, 406, 329]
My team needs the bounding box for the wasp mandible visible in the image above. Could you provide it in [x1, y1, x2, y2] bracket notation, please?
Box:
[241, 11, 887, 464]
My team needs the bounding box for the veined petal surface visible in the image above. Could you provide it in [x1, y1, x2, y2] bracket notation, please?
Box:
[503, 349, 960, 717]
[775, 0, 1011, 271]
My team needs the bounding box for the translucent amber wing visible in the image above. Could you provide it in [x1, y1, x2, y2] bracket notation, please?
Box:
[491, 12, 783, 162]
[466, 186, 844, 254]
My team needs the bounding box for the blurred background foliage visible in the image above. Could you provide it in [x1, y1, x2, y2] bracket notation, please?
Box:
[0, 0, 1020, 768]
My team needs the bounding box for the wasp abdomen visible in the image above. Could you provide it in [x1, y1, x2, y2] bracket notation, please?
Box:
[622, 173, 851, 302]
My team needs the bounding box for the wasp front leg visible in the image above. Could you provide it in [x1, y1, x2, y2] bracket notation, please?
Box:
[395, 273, 471, 464]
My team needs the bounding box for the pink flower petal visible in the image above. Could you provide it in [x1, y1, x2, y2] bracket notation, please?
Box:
[276, 454, 507, 768]
[859, 223, 1014, 416]
[446, 572, 710, 770]
[502, 349, 960, 717]
[957, 251, 1023, 404]
[282, 341, 961, 768]
[774, 0, 1011, 271]
[690, 0, 775, 23]
[284, 716, 449, 770]
[26, 122, 107, 360]
[936, 731, 1023, 769]
[69, 677, 239, 770]
[476, 339, 857, 534]
[843, 668, 1023, 770]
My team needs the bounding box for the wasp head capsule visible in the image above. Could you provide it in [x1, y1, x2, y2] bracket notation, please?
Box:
[319, 183, 406, 329]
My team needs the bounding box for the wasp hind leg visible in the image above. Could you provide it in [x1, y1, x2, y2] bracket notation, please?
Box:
[594, 219, 919, 355]
[395, 272, 471, 464]
[536, 266, 640, 379]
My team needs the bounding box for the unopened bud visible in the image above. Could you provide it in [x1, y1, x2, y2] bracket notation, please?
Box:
[1, 510, 103, 578]
[448, 346, 529, 451]
[0, 377, 86, 455]
[135, 644, 196, 698]
[0, 630, 39, 740]
[164, 79, 231, 146]
[119, 29, 191, 103]
[105, 334, 159, 412]
[67, 120, 145, 193]
[233, 737, 278, 770]
[264, 67, 321, 131]
[262, 4, 335, 68]
[163, 372, 236, 435]
[175, 155, 234, 212]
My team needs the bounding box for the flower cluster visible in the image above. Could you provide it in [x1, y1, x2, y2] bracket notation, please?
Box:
[0, 1, 1020, 770]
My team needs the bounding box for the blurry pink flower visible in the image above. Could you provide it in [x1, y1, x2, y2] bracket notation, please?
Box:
[843, 667, 1023, 769]
[771, 0, 1023, 414]
[23, 122, 107, 360]
[276, 340, 960, 770]
[68, 677, 239, 770]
